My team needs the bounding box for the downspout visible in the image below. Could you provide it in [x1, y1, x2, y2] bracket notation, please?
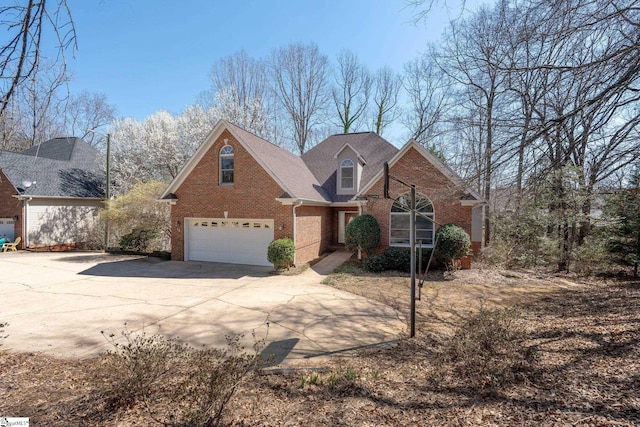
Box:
[23, 197, 32, 248]
[292, 200, 304, 266]
[355, 200, 365, 259]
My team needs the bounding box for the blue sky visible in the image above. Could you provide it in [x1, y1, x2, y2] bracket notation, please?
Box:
[66, 0, 477, 135]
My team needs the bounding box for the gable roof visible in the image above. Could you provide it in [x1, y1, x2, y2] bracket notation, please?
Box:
[160, 120, 331, 203]
[357, 139, 483, 203]
[302, 132, 399, 203]
[0, 137, 105, 198]
[161, 123, 482, 206]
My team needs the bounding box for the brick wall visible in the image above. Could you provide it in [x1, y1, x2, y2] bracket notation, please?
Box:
[294, 205, 332, 264]
[170, 130, 293, 261]
[363, 146, 475, 265]
[0, 169, 22, 247]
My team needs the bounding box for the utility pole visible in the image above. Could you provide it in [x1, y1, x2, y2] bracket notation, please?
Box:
[86, 128, 111, 251]
[104, 133, 111, 250]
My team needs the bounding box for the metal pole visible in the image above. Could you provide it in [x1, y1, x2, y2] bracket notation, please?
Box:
[410, 184, 416, 338]
[104, 133, 111, 251]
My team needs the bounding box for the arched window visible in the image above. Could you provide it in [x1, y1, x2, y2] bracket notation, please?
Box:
[390, 193, 434, 246]
[340, 159, 354, 189]
[220, 145, 234, 185]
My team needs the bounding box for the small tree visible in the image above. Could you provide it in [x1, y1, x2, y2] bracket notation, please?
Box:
[344, 214, 381, 257]
[435, 224, 471, 270]
[101, 180, 170, 251]
[602, 173, 640, 276]
[267, 238, 295, 270]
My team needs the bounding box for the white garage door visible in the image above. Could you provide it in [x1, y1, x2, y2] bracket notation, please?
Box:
[0, 218, 15, 241]
[186, 218, 274, 267]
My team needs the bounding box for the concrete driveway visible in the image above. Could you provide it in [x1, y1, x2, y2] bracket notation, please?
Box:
[0, 252, 406, 366]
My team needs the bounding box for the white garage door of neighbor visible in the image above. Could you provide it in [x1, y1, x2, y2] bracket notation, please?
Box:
[0, 218, 15, 240]
[186, 218, 274, 267]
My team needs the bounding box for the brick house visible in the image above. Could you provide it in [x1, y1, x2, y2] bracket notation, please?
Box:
[160, 120, 484, 267]
[0, 137, 105, 249]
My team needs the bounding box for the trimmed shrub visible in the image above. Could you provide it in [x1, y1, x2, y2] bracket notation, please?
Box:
[434, 224, 471, 269]
[267, 238, 295, 269]
[364, 247, 433, 273]
[362, 253, 387, 273]
[345, 214, 381, 257]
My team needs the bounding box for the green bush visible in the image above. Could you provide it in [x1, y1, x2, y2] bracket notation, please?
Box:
[434, 224, 471, 269]
[363, 253, 387, 273]
[345, 214, 381, 257]
[364, 247, 433, 273]
[267, 238, 295, 269]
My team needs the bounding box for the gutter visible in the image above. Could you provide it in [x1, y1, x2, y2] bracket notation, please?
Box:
[12, 195, 104, 201]
[292, 200, 304, 266]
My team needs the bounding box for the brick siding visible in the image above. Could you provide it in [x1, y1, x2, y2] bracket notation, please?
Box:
[294, 205, 332, 265]
[0, 169, 23, 248]
[362, 147, 475, 266]
[170, 130, 293, 261]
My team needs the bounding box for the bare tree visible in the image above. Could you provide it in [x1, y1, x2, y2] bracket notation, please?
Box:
[3, 61, 69, 150]
[65, 90, 116, 147]
[332, 50, 372, 133]
[402, 52, 448, 144]
[269, 42, 330, 154]
[0, 1, 76, 116]
[207, 49, 269, 109]
[371, 66, 402, 136]
[436, 2, 513, 244]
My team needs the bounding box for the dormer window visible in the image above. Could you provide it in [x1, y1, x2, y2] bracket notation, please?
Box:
[340, 159, 354, 190]
[220, 145, 234, 185]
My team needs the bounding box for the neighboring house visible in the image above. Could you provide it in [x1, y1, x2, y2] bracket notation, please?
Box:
[0, 137, 105, 249]
[160, 120, 484, 267]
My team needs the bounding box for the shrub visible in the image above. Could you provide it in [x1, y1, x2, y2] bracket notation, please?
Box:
[363, 253, 387, 273]
[118, 228, 158, 252]
[96, 329, 182, 409]
[95, 328, 262, 426]
[363, 247, 433, 273]
[434, 224, 471, 270]
[345, 214, 381, 257]
[102, 180, 170, 250]
[267, 238, 295, 269]
[436, 308, 536, 390]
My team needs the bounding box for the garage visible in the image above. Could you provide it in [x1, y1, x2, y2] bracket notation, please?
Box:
[185, 218, 274, 267]
[0, 218, 15, 240]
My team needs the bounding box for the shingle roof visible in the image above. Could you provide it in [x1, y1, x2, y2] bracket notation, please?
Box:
[301, 132, 399, 202]
[0, 137, 105, 198]
[226, 122, 332, 202]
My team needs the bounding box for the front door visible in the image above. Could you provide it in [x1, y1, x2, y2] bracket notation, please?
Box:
[338, 211, 358, 244]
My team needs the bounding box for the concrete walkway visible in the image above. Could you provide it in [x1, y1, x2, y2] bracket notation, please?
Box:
[0, 251, 405, 366]
[302, 250, 355, 277]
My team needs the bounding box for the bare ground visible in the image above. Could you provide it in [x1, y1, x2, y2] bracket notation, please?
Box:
[1, 264, 638, 426]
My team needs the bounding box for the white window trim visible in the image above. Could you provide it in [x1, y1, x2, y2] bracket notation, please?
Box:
[389, 193, 435, 248]
[339, 159, 355, 191]
[220, 145, 234, 186]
